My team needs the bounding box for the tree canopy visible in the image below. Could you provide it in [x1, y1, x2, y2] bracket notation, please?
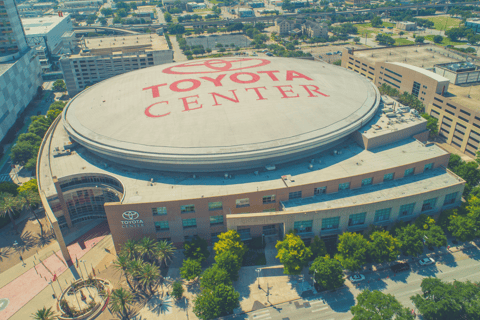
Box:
[276, 233, 312, 275]
[193, 284, 240, 320]
[180, 258, 202, 281]
[367, 231, 401, 263]
[396, 224, 424, 257]
[309, 255, 344, 291]
[335, 232, 368, 271]
[352, 290, 414, 320]
[200, 265, 232, 290]
[184, 235, 210, 262]
[214, 230, 248, 262]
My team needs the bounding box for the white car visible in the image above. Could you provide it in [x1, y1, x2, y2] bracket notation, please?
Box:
[349, 274, 365, 283]
[418, 257, 435, 266]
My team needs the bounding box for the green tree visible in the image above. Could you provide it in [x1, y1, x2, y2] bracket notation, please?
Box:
[424, 225, 447, 248]
[17, 133, 42, 147]
[171, 280, 184, 300]
[109, 288, 134, 320]
[411, 278, 480, 320]
[156, 239, 176, 267]
[180, 258, 202, 281]
[0, 181, 19, 196]
[448, 196, 480, 242]
[215, 250, 242, 281]
[214, 230, 248, 262]
[396, 224, 424, 257]
[164, 11, 172, 22]
[421, 114, 438, 137]
[48, 101, 66, 112]
[371, 16, 383, 27]
[309, 255, 344, 290]
[353, 36, 361, 43]
[367, 231, 401, 263]
[99, 17, 107, 25]
[415, 213, 435, 231]
[184, 235, 210, 262]
[0, 192, 19, 231]
[390, 220, 407, 237]
[18, 190, 42, 235]
[18, 179, 38, 193]
[137, 237, 158, 262]
[200, 265, 232, 290]
[415, 36, 425, 43]
[193, 284, 240, 320]
[275, 233, 312, 275]
[335, 232, 368, 271]
[28, 116, 51, 138]
[10, 141, 38, 165]
[333, 59, 342, 66]
[352, 290, 414, 320]
[433, 35, 443, 43]
[113, 254, 135, 291]
[310, 235, 327, 259]
[32, 306, 57, 320]
[52, 80, 66, 91]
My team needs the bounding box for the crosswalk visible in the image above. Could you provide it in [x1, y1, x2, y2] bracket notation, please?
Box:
[309, 299, 328, 313]
[250, 309, 271, 320]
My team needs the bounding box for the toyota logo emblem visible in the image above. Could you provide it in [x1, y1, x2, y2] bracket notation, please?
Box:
[122, 211, 139, 220]
[162, 58, 271, 75]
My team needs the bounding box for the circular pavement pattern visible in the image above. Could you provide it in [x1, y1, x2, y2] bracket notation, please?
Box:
[0, 298, 9, 312]
[63, 57, 380, 172]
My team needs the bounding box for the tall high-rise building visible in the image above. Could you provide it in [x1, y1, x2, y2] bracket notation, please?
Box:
[0, 0, 42, 142]
[0, 0, 28, 62]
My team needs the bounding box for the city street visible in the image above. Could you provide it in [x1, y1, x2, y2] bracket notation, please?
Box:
[230, 244, 480, 320]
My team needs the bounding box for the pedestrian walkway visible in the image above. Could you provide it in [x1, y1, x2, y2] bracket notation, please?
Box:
[0, 221, 110, 319]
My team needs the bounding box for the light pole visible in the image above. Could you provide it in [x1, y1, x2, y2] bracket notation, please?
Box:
[49, 281, 57, 300]
[80, 260, 93, 296]
[255, 268, 262, 289]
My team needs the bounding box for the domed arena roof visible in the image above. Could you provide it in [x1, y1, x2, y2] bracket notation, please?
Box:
[63, 57, 380, 172]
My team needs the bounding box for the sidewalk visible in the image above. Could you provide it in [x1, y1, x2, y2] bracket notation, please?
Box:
[170, 37, 187, 62]
[0, 222, 110, 319]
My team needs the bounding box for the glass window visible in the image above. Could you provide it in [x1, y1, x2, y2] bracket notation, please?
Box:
[155, 221, 169, 232]
[208, 202, 223, 210]
[321, 217, 340, 230]
[362, 177, 373, 186]
[184, 234, 197, 242]
[338, 182, 350, 190]
[444, 192, 458, 206]
[424, 163, 434, 171]
[210, 215, 224, 225]
[152, 207, 167, 216]
[399, 203, 415, 216]
[374, 208, 391, 222]
[182, 218, 197, 229]
[211, 232, 221, 243]
[236, 198, 250, 207]
[384, 172, 394, 181]
[289, 191, 302, 200]
[314, 186, 326, 195]
[404, 168, 415, 177]
[262, 195, 276, 204]
[263, 225, 276, 235]
[349, 212, 366, 226]
[181, 205, 195, 214]
[294, 220, 312, 234]
[422, 198, 437, 212]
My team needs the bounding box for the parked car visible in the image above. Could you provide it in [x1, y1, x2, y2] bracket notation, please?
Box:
[391, 262, 410, 273]
[266, 52, 273, 57]
[349, 274, 365, 282]
[418, 257, 435, 266]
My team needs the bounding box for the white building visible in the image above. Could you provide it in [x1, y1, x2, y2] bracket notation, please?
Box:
[238, 8, 255, 17]
[22, 13, 73, 55]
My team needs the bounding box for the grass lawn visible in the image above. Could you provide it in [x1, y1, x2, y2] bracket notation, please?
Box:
[425, 16, 462, 31]
[209, 0, 223, 4]
[424, 35, 464, 46]
[395, 38, 414, 46]
[383, 22, 395, 28]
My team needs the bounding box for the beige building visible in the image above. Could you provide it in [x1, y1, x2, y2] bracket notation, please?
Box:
[396, 21, 416, 31]
[59, 34, 173, 96]
[345, 0, 370, 6]
[275, 19, 327, 38]
[38, 58, 465, 260]
[341, 45, 480, 158]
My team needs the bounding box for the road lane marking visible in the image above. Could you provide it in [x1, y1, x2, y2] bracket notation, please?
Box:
[251, 314, 271, 320]
[252, 310, 270, 315]
[309, 300, 325, 305]
[311, 306, 329, 313]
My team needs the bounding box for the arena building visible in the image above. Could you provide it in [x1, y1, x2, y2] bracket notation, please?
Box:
[37, 58, 465, 260]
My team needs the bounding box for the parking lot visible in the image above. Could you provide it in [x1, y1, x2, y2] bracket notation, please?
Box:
[186, 34, 252, 49]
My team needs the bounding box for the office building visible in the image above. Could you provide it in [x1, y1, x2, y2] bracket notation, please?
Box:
[59, 34, 174, 96]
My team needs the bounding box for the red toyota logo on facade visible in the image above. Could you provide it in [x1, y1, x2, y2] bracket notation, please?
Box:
[162, 58, 271, 75]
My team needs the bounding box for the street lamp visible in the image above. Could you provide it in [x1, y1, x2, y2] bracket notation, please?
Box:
[49, 280, 57, 300]
[255, 268, 262, 289]
[80, 260, 93, 296]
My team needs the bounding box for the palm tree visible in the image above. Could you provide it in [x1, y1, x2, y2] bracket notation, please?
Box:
[156, 240, 176, 267]
[138, 237, 157, 262]
[138, 262, 160, 295]
[32, 306, 56, 320]
[127, 259, 145, 291]
[121, 239, 138, 260]
[0, 192, 20, 232]
[18, 190, 42, 235]
[109, 288, 134, 320]
[113, 254, 135, 291]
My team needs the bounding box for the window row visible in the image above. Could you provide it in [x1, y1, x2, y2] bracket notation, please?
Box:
[155, 215, 225, 232]
[292, 193, 457, 233]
